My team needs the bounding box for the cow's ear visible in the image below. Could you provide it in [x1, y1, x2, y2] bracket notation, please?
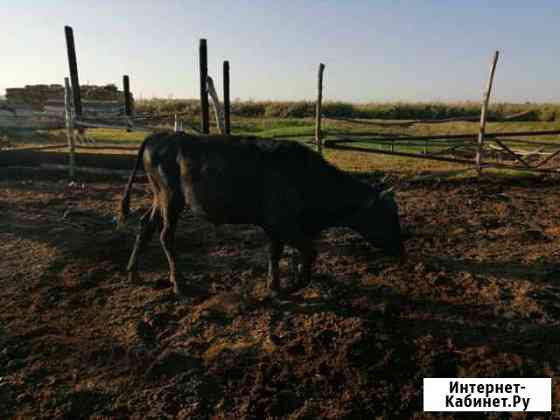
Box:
[371, 175, 389, 192]
[379, 187, 395, 200]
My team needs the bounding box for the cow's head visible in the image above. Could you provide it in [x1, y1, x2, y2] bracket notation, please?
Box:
[347, 186, 405, 260]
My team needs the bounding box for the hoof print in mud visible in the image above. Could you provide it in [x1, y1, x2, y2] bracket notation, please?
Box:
[145, 349, 202, 381]
[152, 277, 174, 290]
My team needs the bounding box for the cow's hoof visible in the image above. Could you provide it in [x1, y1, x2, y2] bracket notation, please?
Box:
[289, 279, 311, 294]
[153, 277, 173, 290]
[267, 288, 282, 299]
[172, 283, 188, 298]
[266, 280, 280, 292]
[173, 281, 206, 298]
[263, 288, 289, 303]
[128, 271, 141, 284]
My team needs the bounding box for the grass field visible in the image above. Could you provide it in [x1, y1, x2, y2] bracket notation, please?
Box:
[135, 98, 560, 122]
[11, 115, 557, 178]
[4, 99, 560, 180]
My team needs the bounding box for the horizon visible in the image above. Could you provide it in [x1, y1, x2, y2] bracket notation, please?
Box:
[3, 1, 560, 103]
[4, 92, 560, 106]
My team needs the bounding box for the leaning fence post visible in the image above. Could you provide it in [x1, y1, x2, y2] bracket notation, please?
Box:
[207, 76, 225, 134]
[476, 50, 499, 175]
[315, 63, 325, 154]
[64, 77, 76, 179]
[64, 26, 83, 131]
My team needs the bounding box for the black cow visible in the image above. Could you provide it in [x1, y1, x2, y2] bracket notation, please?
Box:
[119, 132, 404, 296]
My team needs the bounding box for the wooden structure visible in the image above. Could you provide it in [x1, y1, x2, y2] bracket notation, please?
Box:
[223, 61, 231, 135]
[315, 63, 325, 154]
[3, 32, 560, 178]
[0, 112, 65, 131]
[476, 51, 499, 174]
[312, 51, 560, 174]
[123, 75, 133, 116]
[199, 39, 210, 134]
[206, 76, 225, 134]
[64, 78, 76, 178]
[64, 26, 83, 118]
[44, 99, 126, 117]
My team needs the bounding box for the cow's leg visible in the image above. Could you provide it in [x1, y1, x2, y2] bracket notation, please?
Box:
[126, 205, 161, 283]
[292, 237, 317, 291]
[267, 238, 284, 292]
[159, 193, 185, 296]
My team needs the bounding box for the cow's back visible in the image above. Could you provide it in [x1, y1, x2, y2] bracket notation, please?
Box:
[152, 133, 370, 233]
[176, 136, 266, 225]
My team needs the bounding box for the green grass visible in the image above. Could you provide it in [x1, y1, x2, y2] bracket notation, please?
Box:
[61, 116, 557, 178]
[135, 99, 560, 122]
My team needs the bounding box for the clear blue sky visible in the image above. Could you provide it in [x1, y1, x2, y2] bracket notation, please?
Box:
[3, 0, 560, 103]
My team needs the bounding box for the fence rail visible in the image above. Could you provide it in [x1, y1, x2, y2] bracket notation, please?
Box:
[45, 100, 126, 117]
[0, 114, 65, 130]
[324, 110, 535, 127]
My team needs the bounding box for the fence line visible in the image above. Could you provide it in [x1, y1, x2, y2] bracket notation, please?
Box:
[311, 49, 560, 174]
[325, 129, 560, 142]
[324, 110, 534, 127]
[4, 29, 560, 178]
[326, 142, 558, 173]
[2, 144, 68, 152]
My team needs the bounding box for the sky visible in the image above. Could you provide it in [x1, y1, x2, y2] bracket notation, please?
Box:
[2, 0, 560, 103]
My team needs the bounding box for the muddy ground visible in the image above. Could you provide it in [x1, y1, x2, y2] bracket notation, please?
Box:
[1, 169, 560, 419]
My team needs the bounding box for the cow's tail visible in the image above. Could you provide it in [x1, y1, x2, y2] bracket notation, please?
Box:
[118, 137, 149, 227]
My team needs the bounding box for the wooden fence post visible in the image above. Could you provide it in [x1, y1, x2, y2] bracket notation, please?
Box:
[315, 63, 325, 154]
[476, 50, 499, 175]
[199, 39, 210, 134]
[123, 75, 132, 116]
[173, 114, 184, 132]
[223, 60, 231, 135]
[64, 26, 83, 119]
[123, 75, 132, 132]
[207, 76, 225, 134]
[64, 78, 76, 179]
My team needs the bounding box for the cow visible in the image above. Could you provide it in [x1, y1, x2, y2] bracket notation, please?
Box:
[118, 132, 404, 297]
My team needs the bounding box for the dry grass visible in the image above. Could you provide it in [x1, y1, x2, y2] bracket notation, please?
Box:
[135, 99, 560, 122]
[4, 116, 560, 178]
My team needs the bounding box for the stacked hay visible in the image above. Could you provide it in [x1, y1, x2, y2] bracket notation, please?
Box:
[81, 84, 120, 100]
[6, 84, 64, 110]
[6, 84, 133, 111]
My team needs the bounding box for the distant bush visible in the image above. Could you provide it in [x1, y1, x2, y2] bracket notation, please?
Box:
[322, 102, 355, 118]
[536, 106, 557, 122]
[135, 98, 560, 122]
[264, 102, 315, 118]
[136, 99, 199, 115]
[231, 101, 266, 117]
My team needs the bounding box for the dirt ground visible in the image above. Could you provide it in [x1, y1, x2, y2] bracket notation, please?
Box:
[1, 169, 560, 419]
